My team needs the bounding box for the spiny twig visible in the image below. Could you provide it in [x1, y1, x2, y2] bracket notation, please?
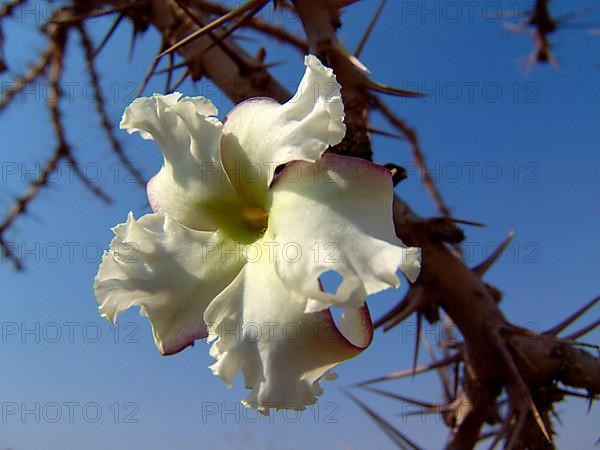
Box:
[198, 3, 265, 57]
[0, 145, 65, 270]
[168, 68, 190, 92]
[377, 286, 423, 331]
[344, 389, 422, 450]
[497, 335, 551, 442]
[155, 60, 188, 75]
[424, 336, 454, 403]
[359, 385, 439, 409]
[368, 80, 425, 98]
[197, 0, 267, 57]
[543, 295, 600, 336]
[355, 353, 462, 386]
[412, 312, 422, 376]
[195, 0, 308, 52]
[1, 27, 70, 269]
[354, 0, 386, 58]
[170, 0, 270, 77]
[135, 41, 166, 97]
[472, 231, 515, 277]
[165, 51, 175, 92]
[371, 96, 453, 222]
[563, 318, 600, 340]
[78, 24, 145, 187]
[51, 2, 137, 25]
[0, 45, 53, 114]
[1, 29, 67, 270]
[0, 17, 112, 271]
[46, 27, 112, 205]
[158, 0, 269, 58]
[92, 11, 126, 57]
[368, 127, 406, 140]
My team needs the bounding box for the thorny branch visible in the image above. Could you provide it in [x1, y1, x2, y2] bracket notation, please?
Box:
[0, 44, 54, 114]
[0, 1, 598, 449]
[78, 24, 146, 187]
[371, 96, 453, 221]
[0, 9, 114, 268]
[0, 19, 66, 267]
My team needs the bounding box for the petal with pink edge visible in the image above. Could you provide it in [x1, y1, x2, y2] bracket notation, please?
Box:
[266, 154, 421, 312]
[204, 240, 373, 412]
[220, 55, 345, 205]
[120, 93, 239, 231]
[94, 212, 245, 355]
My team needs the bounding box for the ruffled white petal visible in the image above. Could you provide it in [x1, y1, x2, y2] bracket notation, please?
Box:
[266, 154, 421, 312]
[204, 241, 372, 412]
[94, 212, 245, 355]
[220, 55, 345, 204]
[121, 93, 240, 231]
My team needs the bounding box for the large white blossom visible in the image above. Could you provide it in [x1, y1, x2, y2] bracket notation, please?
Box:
[94, 55, 421, 412]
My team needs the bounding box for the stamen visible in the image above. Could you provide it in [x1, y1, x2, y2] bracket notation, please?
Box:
[242, 206, 268, 233]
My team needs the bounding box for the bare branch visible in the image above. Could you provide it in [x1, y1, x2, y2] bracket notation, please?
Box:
[0, 45, 53, 114]
[78, 24, 146, 187]
[92, 11, 126, 57]
[195, 0, 308, 52]
[158, 0, 269, 58]
[373, 96, 453, 220]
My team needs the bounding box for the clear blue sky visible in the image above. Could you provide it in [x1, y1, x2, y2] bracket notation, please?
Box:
[0, 1, 598, 449]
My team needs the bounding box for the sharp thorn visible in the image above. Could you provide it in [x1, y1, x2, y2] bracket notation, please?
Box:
[355, 353, 462, 386]
[368, 79, 424, 98]
[354, 0, 387, 58]
[472, 231, 515, 277]
[543, 295, 600, 336]
[157, 0, 268, 59]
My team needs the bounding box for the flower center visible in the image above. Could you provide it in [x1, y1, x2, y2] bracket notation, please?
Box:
[226, 205, 267, 244]
[204, 200, 268, 244]
[241, 206, 269, 234]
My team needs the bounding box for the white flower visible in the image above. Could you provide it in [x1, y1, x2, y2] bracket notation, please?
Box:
[94, 55, 421, 412]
